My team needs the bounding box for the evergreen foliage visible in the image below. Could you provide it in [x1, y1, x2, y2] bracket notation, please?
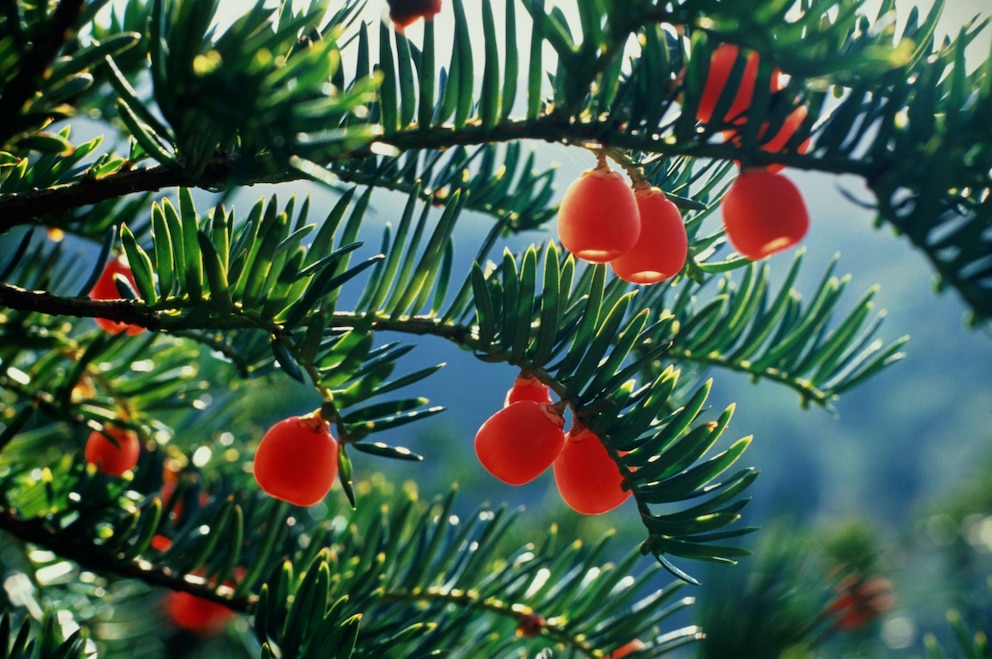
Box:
[0, 0, 989, 655]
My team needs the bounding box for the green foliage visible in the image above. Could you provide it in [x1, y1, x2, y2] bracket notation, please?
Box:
[694, 528, 834, 659]
[661, 252, 909, 408]
[250, 480, 700, 658]
[159, 0, 377, 171]
[0, 0, 129, 152]
[0, 610, 86, 659]
[923, 608, 992, 659]
[0, 0, 988, 655]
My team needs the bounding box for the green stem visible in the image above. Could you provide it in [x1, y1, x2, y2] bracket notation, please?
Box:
[663, 345, 830, 407]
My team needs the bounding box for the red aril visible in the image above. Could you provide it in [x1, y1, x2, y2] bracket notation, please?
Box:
[721, 169, 809, 260]
[504, 372, 553, 406]
[164, 590, 234, 636]
[387, 0, 441, 30]
[727, 104, 812, 173]
[85, 425, 141, 476]
[609, 186, 687, 284]
[150, 534, 173, 552]
[553, 425, 631, 515]
[610, 639, 647, 658]
[826, 575, 895, 632]
[89, 256, 145, 336]
[557, 161, 641, 263]
[252, 413, 339, 506]
[696, 43, 782, 126]
[475, 401, 565, 485]
[515, 612, 546, 638]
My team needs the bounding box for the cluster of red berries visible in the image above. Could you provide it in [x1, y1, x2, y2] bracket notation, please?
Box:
[80, 25, 808, 585]
[474, 372, 632, 515]
[697, 43, 812, 260]
[557, 42, 813, 269]
[557, 161, 688, 284]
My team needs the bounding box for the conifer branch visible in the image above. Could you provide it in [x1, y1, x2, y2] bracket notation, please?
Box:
[666, 345, 830, 405]
[0, 282, 163, 329]
[0, 507, 254, 611]
[0, 118, 868, 234]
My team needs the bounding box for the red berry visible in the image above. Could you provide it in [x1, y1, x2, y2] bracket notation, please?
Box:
[474, 401, 565, 485]
[726, 104, 812, 173]
[252, 413, 339, 507]
[88, 256, 145, 336]
[557, 162, 641, 263]
[609, 186, 687, 284]
[553, 425, 631, 515]
[387, 0, 441, 30]
[610, 639, 647, 658]
[150, 534, 173, 552]
[721, 169, 809, 260]
[515, 612, 546, 638]
[85, 425, 141, 476]
[696, 43, 781, 126]
[504, 372, 553, 406]
[164, 590, 234, 636]
[826, 575, 895, 632]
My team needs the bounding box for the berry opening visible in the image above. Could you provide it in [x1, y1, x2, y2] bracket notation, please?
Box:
[505, 372, 554, 406]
